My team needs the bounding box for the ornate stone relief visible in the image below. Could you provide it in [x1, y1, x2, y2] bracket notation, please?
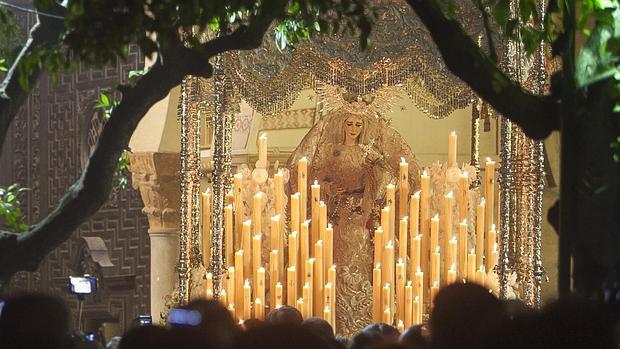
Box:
[128, 152, 181, 230]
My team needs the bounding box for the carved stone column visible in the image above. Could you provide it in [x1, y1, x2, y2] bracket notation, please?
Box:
[128, 152, 180, 321]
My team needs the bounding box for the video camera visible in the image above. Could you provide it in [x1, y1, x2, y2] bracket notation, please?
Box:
[68, 275, 97, 295]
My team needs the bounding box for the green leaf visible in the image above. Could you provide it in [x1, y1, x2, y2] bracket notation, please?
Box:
[576, 23, 619, 87]
[100, 93, 110, 106]
[128, 69, 146, 78]
[288, 1, 301, 15]
[492, 0, 511, 27]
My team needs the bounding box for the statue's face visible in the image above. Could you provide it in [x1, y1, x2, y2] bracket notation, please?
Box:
[344, 115, 363, 143]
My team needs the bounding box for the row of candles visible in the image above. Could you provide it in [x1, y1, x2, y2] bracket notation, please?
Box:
[200, 133, 339, 328]
[199, 131, 497, 330]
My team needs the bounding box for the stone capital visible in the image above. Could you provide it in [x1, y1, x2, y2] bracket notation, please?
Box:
[128, 152, 180, 230]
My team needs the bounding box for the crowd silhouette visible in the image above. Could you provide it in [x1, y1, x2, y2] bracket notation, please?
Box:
[0, 283, 616, 349]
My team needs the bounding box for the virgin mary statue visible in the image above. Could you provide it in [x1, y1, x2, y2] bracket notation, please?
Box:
[288, 91, 421, 336]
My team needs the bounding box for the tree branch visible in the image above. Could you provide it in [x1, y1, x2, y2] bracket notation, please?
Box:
[407, 0, 560, 140]
[0, 3, 66, 156]
[0, 17, 275, 281]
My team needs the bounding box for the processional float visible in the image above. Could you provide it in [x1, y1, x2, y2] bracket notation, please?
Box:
[173, 0, 547, 333]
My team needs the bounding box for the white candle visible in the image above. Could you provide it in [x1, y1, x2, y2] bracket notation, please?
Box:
[381, 207, 390, 248]
[458, 171, 469, 222]
[269, 250, 279, 307]
[314, 241, 324, 316]
[252, 234, 262, 281]
[373, 264, 382, 322]
[414, 269, 423, 318]
[484, 159, 495, 236]
[287, 266, 297, 306]
[409, 191, 420, 238]
[319, 201, 327, 243]
[323, 306, 332, 327]
[431, 281, 439, 306]
[206, 272, 213, 290]
[300, 220, 310, 286]
[410, 234, 421, 282]
[255, 297, 264, 320]
[467, 249, 476, 282]
[399, 217, 408, 263]
[275, 282, 283, 308]
[420, 171, 431, 288]
[311, 181, 321, 247]
[442, 192, 454, 283]
[253, 192, 264, 235]
[458, 220, 468, 278]
[256, 266, 266, 305]
[396, 260, 406, 321]
[325, 224, 333, 277]
[233, 173, 243, 249]
[298, 158, 308, 222]
[302, 282, 312, 318]
[414, 295, 421, 324]
[448, 131, 457, 167]
[399, 158, 409, 219]
[430, 214, 440, 252]
[270, 215, 281, 256]
[386, 184, 396, 242]
[289, 231, 298, 268]
[383, 307, 392, 325]
[291, 193, 300, 235]
[476, 265, 486, 287]
[243, 279, 251, 320]
[490, 243, 499, 271]
[305, 259, 315, 313]
[448, 237, 457, 273]
[405, 281, 413, 328]
[374, 226, 384, 269]
[431, 246, 440, 287]
[225, 204, 234, 267]
[274, 170, 284, 216]
[235, 251, 244, 311]
[258, 133, 267, 163]
[227, 266, 236, 310]
[242, 220, 252, 280]
[486, 224, 497, 272]
[447, 264, 457, 284]
[397, 320, 405, 333]
[476, 199, 486, 268]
